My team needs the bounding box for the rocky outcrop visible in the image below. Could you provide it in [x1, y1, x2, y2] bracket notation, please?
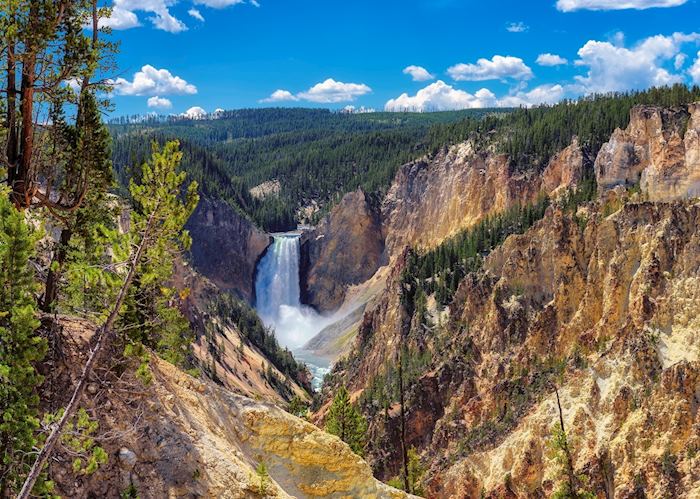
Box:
[300, 189, 385, 312]
[46, 318, 413, 499]
[328, 200, 700, 498]
[186, 196, 270, 302]
[381, 143, 543, 257]
[595, 103, 700, 200]
[541, 137, 588, 196]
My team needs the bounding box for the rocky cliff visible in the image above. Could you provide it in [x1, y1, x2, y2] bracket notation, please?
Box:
[321, 103, 700, 498]
[187, 196, 270, 302]
[595, 103, 700, 200]
[300, 189, 385, 313]
[45, 318, 413, 499]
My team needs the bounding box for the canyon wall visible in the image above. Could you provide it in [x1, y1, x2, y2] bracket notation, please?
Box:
[187, 196, 270, 302]
[322, 102, 700, 498]
[301, 189, 385, 313]
[595, 103, 700, 200]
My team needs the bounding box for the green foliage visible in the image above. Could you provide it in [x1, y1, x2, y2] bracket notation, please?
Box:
[387, 448, 426, 496]
[255, 460, 269, 495]
[44, 408, 108, 476]
[0, 193, 52, 496]
[325, 385, 367, 456]
[120, 484, 140, 499]
[287, 395, 309, 418]
[547, 425, 596, 499]
[119, 140, 200, 375]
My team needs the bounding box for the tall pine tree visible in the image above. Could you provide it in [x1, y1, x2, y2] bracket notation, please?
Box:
[326, 385, 367, 456]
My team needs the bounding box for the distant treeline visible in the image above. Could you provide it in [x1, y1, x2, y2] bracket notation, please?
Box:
[110, 85, 700, 231]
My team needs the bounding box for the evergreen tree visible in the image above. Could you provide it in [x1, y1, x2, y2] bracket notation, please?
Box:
[0, 194, 50, 496]
[325, 385, 367, 456]
[120, 140, 199, 370]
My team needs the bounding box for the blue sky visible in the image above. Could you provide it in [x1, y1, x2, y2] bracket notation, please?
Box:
[104, 0, 700, 116]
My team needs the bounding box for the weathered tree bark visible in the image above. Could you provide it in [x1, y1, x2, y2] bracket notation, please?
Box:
[41, 228, 72, 312]
[16, 208, 158, 499]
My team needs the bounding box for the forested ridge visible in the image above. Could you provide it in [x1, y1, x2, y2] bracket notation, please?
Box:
[111, 84, 700, 232]
[110, 108, 498, 231]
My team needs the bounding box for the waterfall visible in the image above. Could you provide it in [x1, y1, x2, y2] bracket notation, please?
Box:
[255, 234, 331, 352]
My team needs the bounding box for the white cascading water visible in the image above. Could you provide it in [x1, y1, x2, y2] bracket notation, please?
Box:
[255, 234, 332, 388]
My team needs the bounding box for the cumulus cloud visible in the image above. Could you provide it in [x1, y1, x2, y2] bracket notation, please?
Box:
[112, 0, 187, 33]
[690, 52, 700, 84]
[448, 56, 533, 81]
[147, 96, 173, 109]
[573, 32, 700, 93]
[112, 65, 197, 96]
[506, 22, 529, 33]
[297, 79, 372, 103]
[181, 106, 207, 119]
[188, 8, 205, 21]
[260, 89, 299, 103]
[403, 65, 435, 82]
[537, 53, 568, 66]
[557, 0, 688, 11]
[384, 81, 498, 112]
[99, 6, 140, 29]
[498, 84, 567, 107]
[98, 0, 258, 32]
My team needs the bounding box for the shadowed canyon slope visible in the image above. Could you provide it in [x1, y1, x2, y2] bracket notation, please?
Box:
[187, 196, 271, 301]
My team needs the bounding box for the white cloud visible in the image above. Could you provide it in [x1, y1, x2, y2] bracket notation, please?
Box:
[103, 0, 187, 33]
[147, 96, 173, 109]
[297, 78, 372, 103]
[498, 84, 567, 107]
[112, 65, 197, 96]
[690, 52, 700, 84]
[557, 0, 688, 11]
[385, 81, 498, 112]
[536, 53, 568, 66]
[674, 53, 687, 70]
[182, 106, 207, 119]
[448, 55, 533, 81]
[194, 0, 246, 7]
[573, 32, 700, 93]
[188, 8, 205, 21]
[99, 6, 140, 29]
[403, 65, 435, 82]
[506, 22, 529, 33]
[260, 89, 299, 103]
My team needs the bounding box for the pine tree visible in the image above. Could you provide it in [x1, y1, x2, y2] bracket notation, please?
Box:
[325, 385, 367, 456]
[119, 140, 199, 369]
[0, 194, 50, 496]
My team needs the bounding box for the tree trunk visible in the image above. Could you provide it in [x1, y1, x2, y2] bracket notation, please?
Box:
[41, 228, 72, 312]
[13, 49, 36, 209]
[6, 41, 19, 196]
